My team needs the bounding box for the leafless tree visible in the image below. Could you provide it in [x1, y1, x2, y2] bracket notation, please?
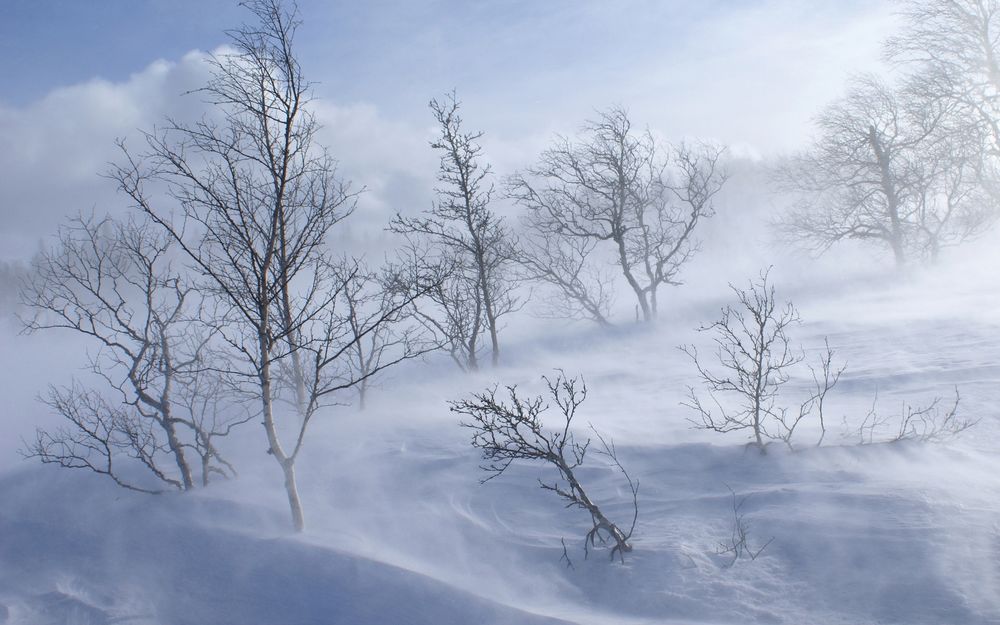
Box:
[386, 248, 482, 372]
[509, 107, 726, 323]
[808, 339, 843, 447]
[716, 485, 773, 567]
[886, 0, 1000, 156]
[451, 373, 638, 562]
[29, 384, 174, 494]
[777, 74, 997, 266]
[390, 92, 518, 369]
[682, 269, 842, 452]
[172, 366, 249, 485]
[913, 115, 998, 260]
[109, 0, 423, 531]
[20, 213, 244, 492]
[336, 261, 435, 410]
[853, 387, 975, 444]
[516, 229, 616, 327]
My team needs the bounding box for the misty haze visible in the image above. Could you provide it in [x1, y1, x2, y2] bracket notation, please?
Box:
[1, 1, 999, 624]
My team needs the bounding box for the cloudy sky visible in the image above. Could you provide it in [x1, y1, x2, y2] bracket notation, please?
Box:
[0, 0, 897, 261]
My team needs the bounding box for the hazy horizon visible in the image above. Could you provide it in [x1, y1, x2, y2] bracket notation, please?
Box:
[0, 0, 897, 261]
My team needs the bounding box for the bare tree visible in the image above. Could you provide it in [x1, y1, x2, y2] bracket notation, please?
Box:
[912, 102, 998, 260]
[20, 213, 243, 492]
[887, 0, 1000, 155]
[778, 74, 997, 266]
[336, 261, 434, 410]
[451, 373, 638, 562]
[390, 92, 518, 369]
[509, 107, 725, 323]
[716, 485, 773, 567]
[29, 384, 175, 494]
[516, 228, 615, 327]
[682, 269, 842, 452]
[386, 249, 483, 372]
[110, 0, 422, 531]
[853, 387, 975, 444]
[883, 0, 1000, 253]
[809, 339, 843, 448]
[172, 366, 249, 485]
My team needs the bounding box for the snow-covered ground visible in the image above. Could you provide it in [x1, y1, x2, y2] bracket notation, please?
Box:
[1, 247, 999, 625]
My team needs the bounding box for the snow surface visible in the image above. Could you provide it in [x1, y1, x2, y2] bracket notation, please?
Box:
[2, 245, 1000, 625]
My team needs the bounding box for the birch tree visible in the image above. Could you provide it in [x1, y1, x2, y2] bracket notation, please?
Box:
[336, 262, 434, 410]
[509, 107, 725, 323]
[21, 213, 244, 492]
[390, 93, 518, 369]
[111, 0, 422, 530]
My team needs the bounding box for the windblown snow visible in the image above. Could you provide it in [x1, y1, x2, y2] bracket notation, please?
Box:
[1, 248, 999, 625]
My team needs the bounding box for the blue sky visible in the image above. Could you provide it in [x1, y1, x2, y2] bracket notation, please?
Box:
[0, 1, 715, 104]
[0, 0, 238, 104]
[0, 0, 896, 260]
[0, 0, 893, 124]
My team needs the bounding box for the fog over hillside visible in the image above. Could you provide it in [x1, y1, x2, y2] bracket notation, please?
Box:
[1, 2, 999, 624]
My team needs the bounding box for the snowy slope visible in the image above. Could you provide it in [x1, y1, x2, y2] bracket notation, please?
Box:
[1, 253, 999, 625]
[0, 469, 576, 625]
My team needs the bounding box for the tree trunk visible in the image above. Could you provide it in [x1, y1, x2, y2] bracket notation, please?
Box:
[466, 295, 483, 371]
[558, 458, 631, 552]
[162, 417, 195, 490]
[615, 234, 652, 322]
[753, 322, 766, 451]
[869, 125, 907, 268]
[281, 459, 305, 533]
[259, 327, 305, 532]
[155, 334, 195, 490]
[479, 268, 500, 367]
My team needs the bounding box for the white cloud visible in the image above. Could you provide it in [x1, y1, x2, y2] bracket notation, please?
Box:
[0, 1, 899, 261]
[0, 51, 213, 259]
[0, 51, 435, 261]
[312, 100, 436, 229]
